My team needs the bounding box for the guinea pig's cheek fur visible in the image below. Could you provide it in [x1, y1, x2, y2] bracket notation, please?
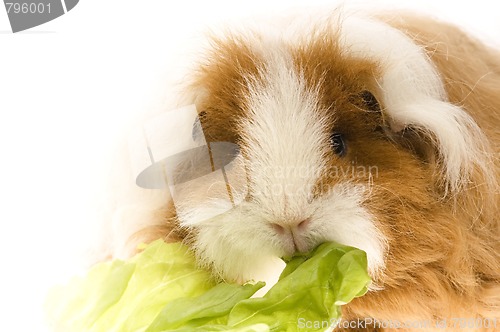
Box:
[188, 203, 286, 282]
[313, 182, 387, 278]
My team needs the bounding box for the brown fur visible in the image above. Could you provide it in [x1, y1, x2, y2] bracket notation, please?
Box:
[130, 14, 499, 332]
[338, 16, 500, 332]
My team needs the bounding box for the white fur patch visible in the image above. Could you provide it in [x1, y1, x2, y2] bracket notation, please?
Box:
[239, 43, 329, 221]
[313, 182, 387, 278]
[193, 201, 287, 282]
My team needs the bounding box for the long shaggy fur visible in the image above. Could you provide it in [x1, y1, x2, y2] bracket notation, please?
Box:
[106, 10, 499, 332]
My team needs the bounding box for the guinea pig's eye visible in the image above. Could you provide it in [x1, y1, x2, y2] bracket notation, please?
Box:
[329, 132, 346, 156]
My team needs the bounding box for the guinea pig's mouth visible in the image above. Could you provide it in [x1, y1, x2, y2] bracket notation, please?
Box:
[281, 239, 303, 258]
[281, 241, 316, 263]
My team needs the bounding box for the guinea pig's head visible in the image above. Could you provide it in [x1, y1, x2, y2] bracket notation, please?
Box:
[172, 16, 494, 285]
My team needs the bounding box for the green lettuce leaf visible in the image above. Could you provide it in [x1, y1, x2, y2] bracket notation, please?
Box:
[46, 240, 370, 332]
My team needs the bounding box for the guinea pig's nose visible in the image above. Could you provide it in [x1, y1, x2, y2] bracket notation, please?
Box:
[270, 218, 311, 234]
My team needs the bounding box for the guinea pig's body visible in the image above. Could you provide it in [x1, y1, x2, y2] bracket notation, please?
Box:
[110, 12, 499, 332]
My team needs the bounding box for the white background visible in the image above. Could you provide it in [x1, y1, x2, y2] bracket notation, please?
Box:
[0, 0, 498, 330]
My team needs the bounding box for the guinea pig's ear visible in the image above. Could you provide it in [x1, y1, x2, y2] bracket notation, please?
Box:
[396, 125, 436, 166]
[379, 94, 493, 195]
[357, 90, 435, 162]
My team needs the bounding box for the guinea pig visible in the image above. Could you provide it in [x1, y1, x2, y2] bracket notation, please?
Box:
[108, 10, 500, 332]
